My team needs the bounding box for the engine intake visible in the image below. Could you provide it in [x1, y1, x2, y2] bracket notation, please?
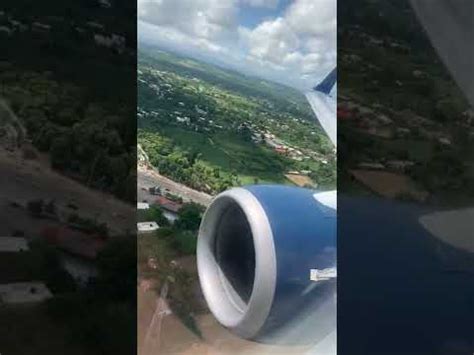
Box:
[197, 185, 336, 340]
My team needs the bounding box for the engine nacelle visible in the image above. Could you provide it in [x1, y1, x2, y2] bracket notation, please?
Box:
[197, 185, 336, 341]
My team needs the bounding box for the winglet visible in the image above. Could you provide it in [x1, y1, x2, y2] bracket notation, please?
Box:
[306, 67, 337, 147]
[313, 68, 337, 95]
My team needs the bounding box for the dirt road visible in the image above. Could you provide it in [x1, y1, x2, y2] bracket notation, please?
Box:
[138, 284, 311, 355]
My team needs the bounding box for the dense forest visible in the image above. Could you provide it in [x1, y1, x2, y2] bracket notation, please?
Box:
[0, 1, 136, 202]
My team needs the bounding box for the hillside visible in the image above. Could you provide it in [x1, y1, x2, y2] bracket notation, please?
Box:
[137, 46, 336, 194]
[0, 1, 136, 202]
[338, 0, 474, 206]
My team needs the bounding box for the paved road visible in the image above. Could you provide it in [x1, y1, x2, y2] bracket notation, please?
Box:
[0, 150, 135, 237]
[137, 165, 213, 207]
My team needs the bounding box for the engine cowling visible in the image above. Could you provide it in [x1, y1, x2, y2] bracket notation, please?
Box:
[197, 185, 336, 341]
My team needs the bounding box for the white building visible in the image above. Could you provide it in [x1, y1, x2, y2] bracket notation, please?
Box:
[99, 0, 112, 8]
[0, 26, 12, 35]
[176, 116, 190, 124]
[0, 282, 52, 304]
[32, 22, 51, 32]
[163, 211, 178, 224]
[438, 137, 452, 146]
[137, 202, 150, 210]
[137, 222, 159, 234]
[195, 105, 207, 115]
[358, 162, 385, 170]
[0, 237, 29, 252]
[87, 21, 104, 29]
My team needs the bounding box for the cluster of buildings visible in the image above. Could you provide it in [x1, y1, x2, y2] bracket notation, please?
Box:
[94, 33, 126, 53]
[0, 8, 127, 55]
[338, 95, 454, 145]
[140, 93, 227, 133]
[137, 190, 183, 234]
[0, 12, 28, 35]
[261, 132, 307, 160]
[0, 237, 52, 305]
[249, 127, 330, 163]
[359, 31, 411, 54]
[0, 227, 103, 305]
[138, 69, 175, 104]
[98, 0, 112, 8]
[342, 26, 411, 55]
[338, 91, 468, 202]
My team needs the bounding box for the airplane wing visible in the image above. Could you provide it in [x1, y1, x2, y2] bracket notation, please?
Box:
[402, 2, 474, 257]
[410, 0, 474, 108]
[305, 68, 337, 147]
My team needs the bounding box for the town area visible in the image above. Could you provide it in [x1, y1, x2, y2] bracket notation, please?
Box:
[338, 2, 474, 206]
[138, 47, 336, 193]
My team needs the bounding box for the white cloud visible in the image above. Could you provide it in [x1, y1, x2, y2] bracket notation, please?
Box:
[239, 0, 336, 87]
[138, 0, 336, 89]
[138, 0, 238, 41]
[240, 18, 300, 63]
[286, 0, 336, 36]
[139, 20, 229, 55]
[241, 0, 279, 9]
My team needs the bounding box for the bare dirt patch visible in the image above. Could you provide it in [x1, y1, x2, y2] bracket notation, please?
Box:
[285, 173, 314, 187]
[138, 284, 310, 355]
[349, 169, 429, 202]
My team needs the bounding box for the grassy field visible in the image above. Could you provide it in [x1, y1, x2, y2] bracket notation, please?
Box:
[166, 127, 290, 182]
[149, 126, 291, 185]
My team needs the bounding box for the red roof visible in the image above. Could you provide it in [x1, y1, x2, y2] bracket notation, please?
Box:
[275, 147, 287, 154]
[40, 226, 107, 259]
[337, 107, 354, 120]
[154, 196, 182, 213]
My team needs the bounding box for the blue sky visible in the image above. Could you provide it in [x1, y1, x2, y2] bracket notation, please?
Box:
[238, 0, 292, 27]
[138, 0, 336, 90]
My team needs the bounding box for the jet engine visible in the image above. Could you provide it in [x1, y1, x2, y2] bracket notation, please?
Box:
[197, 185, 337, 342]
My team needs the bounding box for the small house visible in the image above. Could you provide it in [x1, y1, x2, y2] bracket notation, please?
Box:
[0, 237, 29, 252]
[137, 222, 159, 234]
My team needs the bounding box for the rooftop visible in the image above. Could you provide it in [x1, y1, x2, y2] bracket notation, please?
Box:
[40, 226, 106, 260]
[0, 237, 29, 252]
[154, 196, 182, 213]
[0, 282, 52, 304]
[137, 202, 150, 210]
[137, 222, 159, 233]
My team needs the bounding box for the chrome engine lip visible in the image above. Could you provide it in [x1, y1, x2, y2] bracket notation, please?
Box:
[197, 187, 277, 338]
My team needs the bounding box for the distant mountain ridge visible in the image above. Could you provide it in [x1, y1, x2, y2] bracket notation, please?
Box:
[138, 45, 314, 119]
